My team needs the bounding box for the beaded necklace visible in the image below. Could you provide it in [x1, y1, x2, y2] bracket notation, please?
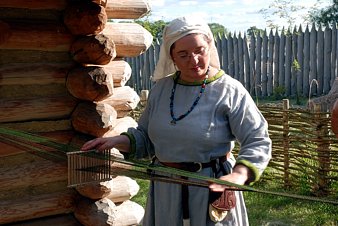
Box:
[169, 68, 209, 125]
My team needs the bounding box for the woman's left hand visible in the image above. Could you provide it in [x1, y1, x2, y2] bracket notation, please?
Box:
[209, 164, 251, 192]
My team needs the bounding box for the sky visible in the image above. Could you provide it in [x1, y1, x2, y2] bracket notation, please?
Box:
[147, 0, 331, 33]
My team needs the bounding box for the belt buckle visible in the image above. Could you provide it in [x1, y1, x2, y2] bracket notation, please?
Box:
[194, 162, 202, 172]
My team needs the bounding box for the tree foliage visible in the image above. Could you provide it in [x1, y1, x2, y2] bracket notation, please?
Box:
[246, 26, 265, 37]
[134, 18, 229, 42]
[208, 23, 229, 37]
[134, 19, 168, 41]
[308, 0, 338, 26]
[259, 0, 305, 30]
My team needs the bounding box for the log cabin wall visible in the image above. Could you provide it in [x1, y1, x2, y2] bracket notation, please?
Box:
[0, 0, 152, 225]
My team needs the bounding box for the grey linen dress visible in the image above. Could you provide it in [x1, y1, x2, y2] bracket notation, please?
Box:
[126, 70, 272, 226]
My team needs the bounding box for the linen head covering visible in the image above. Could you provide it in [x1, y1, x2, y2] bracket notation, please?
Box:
[152, 15, 220, 81]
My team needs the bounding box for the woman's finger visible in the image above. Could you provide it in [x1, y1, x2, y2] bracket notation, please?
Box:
[81, 139, 101, 151]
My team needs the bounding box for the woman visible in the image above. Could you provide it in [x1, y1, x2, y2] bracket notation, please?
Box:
[81, 16, 272, 226]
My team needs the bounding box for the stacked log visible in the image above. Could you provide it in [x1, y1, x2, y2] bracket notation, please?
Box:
[0, 0, 152, 225]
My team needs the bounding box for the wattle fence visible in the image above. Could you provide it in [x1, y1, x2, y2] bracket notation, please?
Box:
[126, 24, 338, 98]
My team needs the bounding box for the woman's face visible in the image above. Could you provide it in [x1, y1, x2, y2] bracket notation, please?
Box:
[171, 34, 211, 82]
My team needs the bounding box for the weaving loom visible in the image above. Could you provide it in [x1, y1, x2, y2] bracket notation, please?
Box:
[67, 150, 114, 187]
[1, 127, 337, 205]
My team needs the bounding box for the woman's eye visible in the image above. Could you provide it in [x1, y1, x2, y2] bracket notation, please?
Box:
[179, 54, 188, 58]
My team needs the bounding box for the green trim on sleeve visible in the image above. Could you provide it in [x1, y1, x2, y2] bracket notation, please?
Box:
[120, 132, 136, 159]
[235, 159, 261, 185]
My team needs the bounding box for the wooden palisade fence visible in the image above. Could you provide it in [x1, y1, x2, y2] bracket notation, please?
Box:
[127, 24, 338, 98]
[0, 0, 152, 225]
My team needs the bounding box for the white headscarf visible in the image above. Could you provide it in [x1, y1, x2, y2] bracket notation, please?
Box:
[152, 15, 220, 81]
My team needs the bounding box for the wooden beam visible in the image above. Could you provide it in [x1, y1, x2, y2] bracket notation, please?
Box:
[0, 20, 152, 57]
[0, 159, 68, 198]
[7, 214, 81, 226]
[103, 116, 137, 137]
[71, 102, 117, 137]
[105, 0, 151, 19]
[101, 22, 153, 57]
[99, 86, 140, 112]
[66, 66, 114, 102]
[85, 58, 132, 87]
[0, 20, 73, 52]
[0, 63, 72, 85]
[70, 34, 116, 65]
[0, 95, 78, 123]
[0, 49, 71, 64]
[0, 0, 151, 19]
[0, 190, 77, 224]
[0, 0, 67, 10]
[63, 1, 107, 35]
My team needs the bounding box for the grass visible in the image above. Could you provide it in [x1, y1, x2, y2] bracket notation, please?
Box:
[244, 187, 338, 226]
[131, 179, 338, 226]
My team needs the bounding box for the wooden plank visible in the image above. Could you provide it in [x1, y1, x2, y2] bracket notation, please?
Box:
[331, 25, 337, 86]
[310, 24, 318, 95]
[273, 30, 280, 88]
[221, 34, 228, 75]
[8, 214, 81, 226]
[243, 35, 250, 90]
[0, 95, 78, 123]
[255, 32, 262, 97]
[317, 25, 324, 95]
[233, 33, 239, 81]
[0, 63, 71, 85]
[267, 30, 274, 96]
[0, 0, 151, 19]
[0, 20, 73, 52]
[249, 34, 255, 94]
[227, 34, 234, 77]
[0, 159, 68, 197]
[0, 190, 77, 224]
[0, 7, 63, 21]
[238, 33, 244, 85]
[296, 25, 304, 97]
[262, 30, 268, 97]
[0, 49, 71, 64]
[291, 27, 297, 97]
[323, 26, 332, 94]
[0, 0, 67, 9]
[303, 26, 310, 96]
[285, 28, 292, 96]
[278, 29, 286, 90]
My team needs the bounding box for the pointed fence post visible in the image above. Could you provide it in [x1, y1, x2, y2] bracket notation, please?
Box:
[282, 99, 290, 188]
[313, 103, 330, 196]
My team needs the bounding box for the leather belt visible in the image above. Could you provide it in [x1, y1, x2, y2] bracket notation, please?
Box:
[159, 152, 231, 172]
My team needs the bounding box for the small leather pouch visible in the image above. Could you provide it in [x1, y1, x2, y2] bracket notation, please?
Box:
[208, 190, 236, 222]
[210, 190, 236, 211]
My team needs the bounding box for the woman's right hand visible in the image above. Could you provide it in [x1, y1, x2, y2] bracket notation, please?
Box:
[80, 135, 131, 153]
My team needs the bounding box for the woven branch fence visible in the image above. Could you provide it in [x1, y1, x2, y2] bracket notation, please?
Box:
[254, 99, 338, 198]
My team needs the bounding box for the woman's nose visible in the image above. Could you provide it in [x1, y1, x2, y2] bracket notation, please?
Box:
[189, 54, 199, 63]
